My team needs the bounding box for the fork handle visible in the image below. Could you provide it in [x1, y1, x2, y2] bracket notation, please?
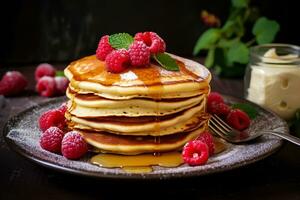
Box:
[262, 131, 300, 146]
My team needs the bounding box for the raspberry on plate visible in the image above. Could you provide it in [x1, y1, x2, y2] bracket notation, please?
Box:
[0, 71, 28, 96]
[197, 131, 215, 156]
[208, 102, 231, 117]
[36, 76, 56, 97]
[54, 76, 69, 95]
[39, 109, 66, 132]
[35, 63, 56, 81]
[208, 92, 224, 105]
[134, 32, 166, 54]
[61, 131, 88, 159]
[105, 49, 130, 73]
[128, 41, 150, 66]
[207, 92, 226, 114]
[40, 127, 64, 153]
[96, 35, 114, 61]
[58, 102, 68, 115]
[226, 109, 251, 131]
[182, 140, 209, 166]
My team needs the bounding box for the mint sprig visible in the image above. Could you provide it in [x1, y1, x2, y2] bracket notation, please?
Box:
[231, 103, 258, 119]
[109, 33, 134, 49]
[107, 32, 179, 72]
[153, 53, 179, 71]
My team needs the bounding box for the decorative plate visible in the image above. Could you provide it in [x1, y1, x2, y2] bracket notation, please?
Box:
[3, 96, 288, 179]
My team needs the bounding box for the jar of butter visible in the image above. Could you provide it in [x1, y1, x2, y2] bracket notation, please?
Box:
[244, 44, 300, 120]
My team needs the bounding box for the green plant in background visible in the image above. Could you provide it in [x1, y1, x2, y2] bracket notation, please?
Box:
[193, 0, 280, 77]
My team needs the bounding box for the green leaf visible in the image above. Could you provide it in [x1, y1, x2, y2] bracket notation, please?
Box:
[231, 0, 249, 8]
[193, 29, 221, 55]
[205, 47, 215, 68]
[109, 33, 134, 49]
[222, 20, 235, 33]
[218, 38, 239, 48]
[231, 103, 258, 119]
[227, 41, 249, 64]
[252, 17, 280, 44]
[55, 70, 65, 77]
[153, 53, 179, 71]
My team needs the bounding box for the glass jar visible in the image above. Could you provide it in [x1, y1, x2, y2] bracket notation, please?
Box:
[244, 44, 300, 120]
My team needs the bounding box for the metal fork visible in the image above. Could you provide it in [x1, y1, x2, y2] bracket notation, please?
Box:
[209, 114, 300, 146]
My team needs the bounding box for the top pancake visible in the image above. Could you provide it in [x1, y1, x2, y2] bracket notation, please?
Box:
[65, 53, 211, 99]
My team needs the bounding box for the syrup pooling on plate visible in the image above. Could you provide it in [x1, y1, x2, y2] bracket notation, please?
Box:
[90, 151, 184, 173]
[90, 139, 227, 173]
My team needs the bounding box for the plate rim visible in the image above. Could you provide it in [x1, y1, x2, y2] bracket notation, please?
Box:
[3, 95, 289, 179]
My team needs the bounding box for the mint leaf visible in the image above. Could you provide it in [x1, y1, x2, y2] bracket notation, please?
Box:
[193, 29, 221, 55]
[231, 103, 258, 119]
[205, 47, 215, 68]
[153, 53, 179, 71]
[109, 33, 134, 49]
[252, 17, 280, 44]
[227, 41, 249, 64]
[55, 70, 65, 77]
[231, 0, 249, 8]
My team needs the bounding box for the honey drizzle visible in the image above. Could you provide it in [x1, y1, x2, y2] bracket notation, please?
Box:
[68, 55, 208, 87]
[90, 139, 227, 173]
[131, 65, 163, 150]
[90, 151, 184, 173]
[69, 55, 121, 85]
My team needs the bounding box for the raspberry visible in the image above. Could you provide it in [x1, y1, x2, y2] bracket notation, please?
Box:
[197, 131, 215, 155]
[54, 77, 69, 95]
[96, 35, 114, 61]
[207, 92, 224, 113]
[58, 102, 68, 115]
[105, 49, 130, 73]
[35, 63, 56, 81]
[40, 127, 64, 153]
[208, 102, 231, 117]
[134, 32, 166, 54]
[208, 92, 224, 105]
[39, 109, 66, 132]
[36, 76, 56, 97]
[0, 71, 28, 96]
[226, 109, 251, 131]
[61, 131, 88, 159]
[128, 41, 150, 66]
[182, 140, 209, 166]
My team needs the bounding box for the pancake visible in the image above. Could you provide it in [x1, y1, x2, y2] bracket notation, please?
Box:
[67, 112, 209, 136]
[64, 54, 211, 100]
[77, 123, 208, 155]
[64, 52, 211, 155]
[67, 88, 207, 117]
[65, 104, 207, 136]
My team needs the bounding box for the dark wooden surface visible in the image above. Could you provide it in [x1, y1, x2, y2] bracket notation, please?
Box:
[1, 65, 300, 200]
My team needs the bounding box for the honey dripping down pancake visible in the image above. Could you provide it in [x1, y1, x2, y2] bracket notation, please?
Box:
[64, 52, 214, 172]
[65, 54, 211, 99]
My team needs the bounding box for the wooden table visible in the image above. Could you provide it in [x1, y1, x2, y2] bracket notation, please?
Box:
[1, 65, 300, 200]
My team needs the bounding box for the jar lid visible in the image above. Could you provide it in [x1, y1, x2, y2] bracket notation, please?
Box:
[250, 43, 300, 65]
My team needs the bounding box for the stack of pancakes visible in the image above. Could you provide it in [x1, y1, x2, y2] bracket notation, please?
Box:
[64, 54, 211, 155]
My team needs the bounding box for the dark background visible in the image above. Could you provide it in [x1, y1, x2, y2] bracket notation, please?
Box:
[0, 0, 299, 66]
